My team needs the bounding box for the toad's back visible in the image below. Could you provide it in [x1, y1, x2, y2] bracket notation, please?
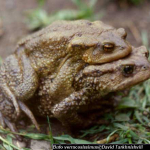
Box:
[16, 20, 114, 76]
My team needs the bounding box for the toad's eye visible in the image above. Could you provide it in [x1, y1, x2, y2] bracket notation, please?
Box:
[122, 65, 134, 76]
[103, 42, 115, 52]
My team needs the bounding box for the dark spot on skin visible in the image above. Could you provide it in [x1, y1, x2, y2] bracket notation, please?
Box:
[87, 22, 92, 26]
[72, 44, 82, 48]
[94, 70, 101, 74]
[52, 28, 57, 31]
[84, 45, 92, 49]
[97, 43, 101, 47]
[76, 33, 82, 37]
[50, 78, 54, 83]
[84, 63, 89, 67]
[120, 46, 125, 50]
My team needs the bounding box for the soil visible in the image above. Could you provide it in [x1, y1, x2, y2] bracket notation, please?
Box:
[0, 0, 150, 148]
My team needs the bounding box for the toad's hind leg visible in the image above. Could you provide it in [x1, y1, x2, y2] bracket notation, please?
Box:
[0, 50, 39, 132]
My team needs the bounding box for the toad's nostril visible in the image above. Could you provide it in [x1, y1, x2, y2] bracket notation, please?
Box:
[142, 66, 147, 70]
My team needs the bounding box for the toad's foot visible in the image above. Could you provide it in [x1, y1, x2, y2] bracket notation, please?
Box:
[0, 100, 40, 140]
[18, 101, 40, 131]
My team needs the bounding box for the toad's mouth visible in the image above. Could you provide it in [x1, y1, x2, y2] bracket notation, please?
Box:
[113, 69, 150, 92]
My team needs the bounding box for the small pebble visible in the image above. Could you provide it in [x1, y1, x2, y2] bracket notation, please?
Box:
[30, 140, 51, 150]
[13, 139, 26, 149]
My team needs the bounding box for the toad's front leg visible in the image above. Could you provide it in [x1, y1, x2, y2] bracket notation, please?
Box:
[52, 89, 102, 128]
[0, 50, 39, 134]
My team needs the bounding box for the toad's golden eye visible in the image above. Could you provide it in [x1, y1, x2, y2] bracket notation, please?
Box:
[122, 65, 134, 76]
[103, 42, 115, 52]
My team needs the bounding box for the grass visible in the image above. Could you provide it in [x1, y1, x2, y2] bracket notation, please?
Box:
[25, 0, 147, 31]
[1, 80, 150, 149]
[25, 0, 146, 31]
[25, 0, 104, 31]
[80, 82, 150, 144]
[115, 0, 145, 5]
[129, 0, 145, 5]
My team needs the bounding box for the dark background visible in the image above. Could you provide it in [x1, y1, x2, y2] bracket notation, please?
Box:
[0, 0, 150, 58]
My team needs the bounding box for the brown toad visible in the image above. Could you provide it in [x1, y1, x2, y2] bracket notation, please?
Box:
[0, 20, 149, 134]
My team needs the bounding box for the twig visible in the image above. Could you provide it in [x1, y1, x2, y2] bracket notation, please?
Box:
[96, 134, 119, 144]
[127, 22, 141, 43]
[0, 19, 4, 37]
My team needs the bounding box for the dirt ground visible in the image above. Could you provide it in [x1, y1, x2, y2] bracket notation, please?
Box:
[0, 0, 150, 149]
[0, 0, 150, 58]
